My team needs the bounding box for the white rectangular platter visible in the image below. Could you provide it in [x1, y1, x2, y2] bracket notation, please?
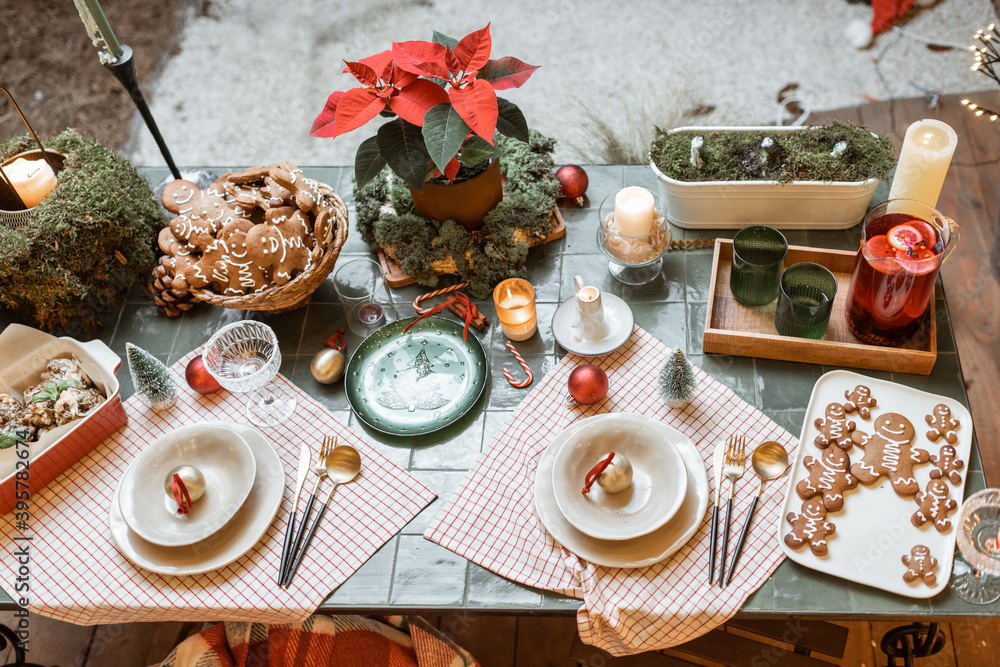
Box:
[778, 370, 973, 598]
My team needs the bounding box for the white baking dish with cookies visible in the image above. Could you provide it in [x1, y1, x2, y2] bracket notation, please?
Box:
[778, 370, 972, 598]
[0, 324, 127, 515]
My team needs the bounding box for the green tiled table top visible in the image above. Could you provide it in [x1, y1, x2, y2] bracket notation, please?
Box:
[0, 165, 992, 621]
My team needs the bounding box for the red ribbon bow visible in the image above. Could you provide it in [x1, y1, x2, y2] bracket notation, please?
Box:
[172, 473, 193, 515]
[403, 292, 478, 342]
[582, 452, 616, 494]
[324, 328, 346, 351]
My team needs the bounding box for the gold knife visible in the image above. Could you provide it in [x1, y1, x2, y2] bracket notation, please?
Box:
[278, 442, 312, 584]
[709, 438, 727, 584]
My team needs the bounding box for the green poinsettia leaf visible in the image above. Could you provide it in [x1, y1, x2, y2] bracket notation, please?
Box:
[377, 119, 432, 191]
[431, 30, 459, 50]
[355, 135, 388, 190]
[422, 104, 471, 176]
[0, 428, 30, 449]
[495, 97, 529, 143]
[458, 136, 503, 167]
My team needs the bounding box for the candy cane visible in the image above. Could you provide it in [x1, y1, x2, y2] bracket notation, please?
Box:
[413, 281, 470, 314]
[502, 341, 532, 388]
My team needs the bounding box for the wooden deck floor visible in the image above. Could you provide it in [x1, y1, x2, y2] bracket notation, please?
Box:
[4, 93, 998, 666]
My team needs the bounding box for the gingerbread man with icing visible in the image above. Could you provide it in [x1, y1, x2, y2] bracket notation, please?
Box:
[902, 545, 938, 586]
[844, 384, 877, 420]
[163, 180, 244, 250]
[911, 479, 958, 533]
[785, 498, 836, 556]
[926, 404, 960, 444]
[796, 447, 859, 512]
[246, 219, 311, 286]
[850, 413, 929, 496]
[929, 445, 965, 486]
[814, 402, 856, 451]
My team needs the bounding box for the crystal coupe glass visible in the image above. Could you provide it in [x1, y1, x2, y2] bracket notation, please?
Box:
[950, 488, 1000, 604]
[203, 320, 295, 427]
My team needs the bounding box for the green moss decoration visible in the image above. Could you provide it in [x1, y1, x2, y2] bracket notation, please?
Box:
[650, 121, 896, 184]
[0, 130, 164, 332]
[355, 130, 559, 299]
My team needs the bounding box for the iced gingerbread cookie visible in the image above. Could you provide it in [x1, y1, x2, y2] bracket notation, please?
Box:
[163, 180, 244, 249]
[785, 498, 836, 557]
[911, 479, 958, 533]
[926, 404, 960, 444]
[850, 413, 929, 496]
[796, 447, 859, 512]
[246, 218, 311, 286]
[843, 385, 877, 420]
[814, 402, 856, 451]
[902, 545, 938, 586]
[929, 445, 965, 486]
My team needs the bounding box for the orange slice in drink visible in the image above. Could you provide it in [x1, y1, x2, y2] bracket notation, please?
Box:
[887, 224, 923, 251]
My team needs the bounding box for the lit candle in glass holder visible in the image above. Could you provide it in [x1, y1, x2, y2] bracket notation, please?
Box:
[614, 186, 655, 237]
[1, 157, 56, 208]
[493, 278, 537, 341]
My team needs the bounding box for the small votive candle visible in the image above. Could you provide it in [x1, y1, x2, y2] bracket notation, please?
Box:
[493, 278, 537, 341]
[1, 157, 57, 208]
[614, 186, 655, 237]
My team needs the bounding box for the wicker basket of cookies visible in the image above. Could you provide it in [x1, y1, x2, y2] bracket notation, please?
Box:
[153, 162, 348, 314]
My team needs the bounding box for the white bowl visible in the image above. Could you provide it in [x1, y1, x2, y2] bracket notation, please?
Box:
[117, 423, 256, 547]
[551, 414, 687, 541]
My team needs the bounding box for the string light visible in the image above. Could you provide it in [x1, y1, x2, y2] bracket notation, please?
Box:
[963, 24, 1000, 121]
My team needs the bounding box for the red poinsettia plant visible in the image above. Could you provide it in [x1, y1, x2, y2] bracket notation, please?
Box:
[310, 23, 538, 190]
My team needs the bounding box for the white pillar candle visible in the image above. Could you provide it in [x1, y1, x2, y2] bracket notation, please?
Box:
[888, 119, 958, 209]
[1, 157, 57, 208]
[614, 186, 655, 237]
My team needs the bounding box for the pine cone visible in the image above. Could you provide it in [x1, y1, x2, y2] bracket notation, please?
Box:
[149, 258, 199, 317]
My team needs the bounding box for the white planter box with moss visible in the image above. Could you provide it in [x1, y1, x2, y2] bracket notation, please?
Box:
[648, 124, 895, 230]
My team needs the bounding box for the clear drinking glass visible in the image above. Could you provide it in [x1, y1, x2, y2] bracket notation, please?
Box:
[950, 488, 1000, 604]
[202, 320, 296, 428]
[730, 225, 787, 307]
[774, 262, 838, 339]
[333, 258, 397, 336]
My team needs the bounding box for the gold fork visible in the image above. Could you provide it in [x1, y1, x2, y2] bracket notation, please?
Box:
[718, 434, 746, 588]
[280, 435, 334, 585]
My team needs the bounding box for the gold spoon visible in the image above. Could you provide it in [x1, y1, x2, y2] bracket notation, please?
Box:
[724, 441, 789, 585]
[282, 445, 362, 587]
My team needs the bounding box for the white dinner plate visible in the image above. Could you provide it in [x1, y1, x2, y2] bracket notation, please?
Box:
[535, 413, 709, 568]
[551, 415, 687, 540]
[779, 370, 974, 598]
[109, 422, 283, 576]
[551, 293, 634, 357]
[117, 423, 256, 547]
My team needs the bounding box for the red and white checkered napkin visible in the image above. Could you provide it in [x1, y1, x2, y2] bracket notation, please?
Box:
[0, 348, 435, 626]
[425, 327, 799, 656]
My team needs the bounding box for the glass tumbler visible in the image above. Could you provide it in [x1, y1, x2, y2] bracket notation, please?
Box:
[774, 262, 838, 339]
[730, 225, 788, 307]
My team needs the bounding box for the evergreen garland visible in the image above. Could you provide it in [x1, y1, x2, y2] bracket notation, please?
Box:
[126, 343, 177, 411]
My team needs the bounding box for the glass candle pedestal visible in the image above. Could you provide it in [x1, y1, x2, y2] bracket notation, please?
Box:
[597, 189, 670, 286]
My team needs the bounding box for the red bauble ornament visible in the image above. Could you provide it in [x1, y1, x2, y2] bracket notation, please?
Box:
[568, 364, 609, 405]
[556, 165, 588, 204]
[185, 355, 222, 394]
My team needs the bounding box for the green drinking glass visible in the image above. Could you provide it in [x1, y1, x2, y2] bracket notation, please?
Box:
[774, 262, 838, 339]
[730, 225, 788, 306]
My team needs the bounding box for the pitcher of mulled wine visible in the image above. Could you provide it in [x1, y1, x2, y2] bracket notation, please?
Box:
[845, 198, 959, 347]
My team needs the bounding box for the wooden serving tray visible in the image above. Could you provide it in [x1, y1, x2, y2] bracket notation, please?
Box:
[378, 206, 565, 288]
[703, 240, 937, 375]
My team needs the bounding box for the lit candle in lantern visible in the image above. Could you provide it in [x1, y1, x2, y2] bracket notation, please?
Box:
[1, 158, 56, 208]
[614, 186, 656, 237]
[888, 119, 958, 209]
[493, 278, 537, 341]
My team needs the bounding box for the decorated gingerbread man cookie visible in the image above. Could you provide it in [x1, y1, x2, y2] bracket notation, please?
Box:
[911, 479, 958, 533]
[843, 384, 877, 420]
[902, 545, 938, 586]
[850, 413, 929, 496]
[929, 445, 965, 486]
[246, 219, 311, 286]
[814, 402, 856, 451]
[163, 180, 244, 249]
[796, 447, 859, 512]
[925, 404, 960, 444]
[785, 499, 836, 556]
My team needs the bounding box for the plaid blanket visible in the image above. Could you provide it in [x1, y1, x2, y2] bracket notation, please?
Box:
[156, 615, 480, 667]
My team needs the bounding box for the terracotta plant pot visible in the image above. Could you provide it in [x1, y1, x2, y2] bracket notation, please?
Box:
[408, 158, 503, 231]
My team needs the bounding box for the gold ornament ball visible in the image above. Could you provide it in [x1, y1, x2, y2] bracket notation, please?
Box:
[311, 347, 346, 384]
[164, 465, 206, 504]
[597, 453, 633, 494]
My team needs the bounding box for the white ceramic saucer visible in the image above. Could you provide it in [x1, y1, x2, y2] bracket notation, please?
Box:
[550, 416, 687, 541]
[109, 422, 283, 576]
[117, 423, 256, 547]
[534, 413, 709, 569]
[551, 293, 634, 357]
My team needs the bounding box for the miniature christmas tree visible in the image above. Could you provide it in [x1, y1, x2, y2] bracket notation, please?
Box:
[127, 343, 177, 411]
[658, 347, 697, 409]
